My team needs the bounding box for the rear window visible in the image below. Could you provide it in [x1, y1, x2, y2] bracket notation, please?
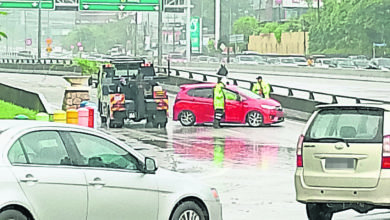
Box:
[305, 107, 383, 143]
[187, 88, 213, 98]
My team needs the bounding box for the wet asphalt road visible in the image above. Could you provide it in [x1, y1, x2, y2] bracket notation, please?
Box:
[104, 119, 390, 220]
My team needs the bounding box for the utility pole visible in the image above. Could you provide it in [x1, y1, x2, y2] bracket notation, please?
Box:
[317, 0, 320, 21]
[38, 0, 42, 59]
[157, 0, 163, 66]
[24, 11, 27, 50]
[135, 12, 138, 56]
[186, 0, 191, 62]
[215, 0, 220, 45]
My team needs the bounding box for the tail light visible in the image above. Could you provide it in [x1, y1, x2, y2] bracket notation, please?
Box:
[382, 135, 390, 169]
[153, 86, 167, 99]
[297, 135, 304, 167]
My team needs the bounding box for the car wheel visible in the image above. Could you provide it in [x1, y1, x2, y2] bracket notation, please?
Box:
[171, 201, 206, 220]
[247, 111, 264, 127]
[179, 111, 195, 126]
[306, 204, 333, 220]
[0, 209, 28, 220]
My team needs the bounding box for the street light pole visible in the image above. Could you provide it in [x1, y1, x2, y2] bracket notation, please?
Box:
[38, 0, 42, 59]
[157, 0, 163, 66]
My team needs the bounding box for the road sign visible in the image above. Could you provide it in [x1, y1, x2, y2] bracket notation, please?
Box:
[229, 34, 244, 44]
[46, 47, 52, 53]
[0, 0, 54, 9]
[25, 38, 32, 46]
[46, 38, 52, 45]
[79, 0, 159, 11]
[190, 16, 201, 53]
[374, 43, 387, 47]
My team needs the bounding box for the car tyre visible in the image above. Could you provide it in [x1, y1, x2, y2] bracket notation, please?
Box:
[179, 111, 195, 126]
[306, 203, 333, 220]
[171, 201, 206, 220]
[247, 111, 264, 127]
[0, 209, 28, 220]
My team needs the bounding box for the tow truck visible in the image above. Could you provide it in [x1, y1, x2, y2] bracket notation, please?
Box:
[97, 57, 168, 128]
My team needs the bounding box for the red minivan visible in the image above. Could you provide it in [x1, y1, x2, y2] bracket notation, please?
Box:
[173, 83, 284, 127]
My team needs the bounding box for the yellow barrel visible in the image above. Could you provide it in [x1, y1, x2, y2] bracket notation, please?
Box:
[66, 109, 78, 125]
[53, 110, 66, 123]
[36, 112, 50, 121]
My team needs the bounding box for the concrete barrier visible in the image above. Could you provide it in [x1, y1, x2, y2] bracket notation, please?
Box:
[0, 82, 48, 113]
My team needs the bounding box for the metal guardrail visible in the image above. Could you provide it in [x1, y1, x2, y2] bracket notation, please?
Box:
[160, 66, 390, 107]
[0, 58, 74, 65]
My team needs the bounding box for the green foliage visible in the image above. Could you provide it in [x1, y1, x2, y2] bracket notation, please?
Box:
[233, 16, 258, 38]
[74, 58, 101, 76]
[0, 100, 38, 120]
[0, 11, 7, 41]
[62, 18, 130, 54]
[307, 0, 390, 56]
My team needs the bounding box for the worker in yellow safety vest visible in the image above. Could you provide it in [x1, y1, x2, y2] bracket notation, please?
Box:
[252, 76, 271, 99]
[213, 77, 226, 128]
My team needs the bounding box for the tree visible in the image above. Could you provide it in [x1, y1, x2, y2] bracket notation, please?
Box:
[233, 16, 258, 37]
[307, 0, 390, 56]
[0, 11, 7, 41]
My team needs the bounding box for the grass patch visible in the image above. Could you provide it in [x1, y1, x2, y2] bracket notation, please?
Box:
[0, 100, 38, 120]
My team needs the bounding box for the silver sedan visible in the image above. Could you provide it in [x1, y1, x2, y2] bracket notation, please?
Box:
[0, 120, 222, 220]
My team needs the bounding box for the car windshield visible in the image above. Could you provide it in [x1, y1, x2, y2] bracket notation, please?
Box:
[305, 107, 383, 143]
[281, 58, 294, 63]
[236, 87, 262, 99]
[239, 56, 255, 61]
[171, 55, 183, 59]
[294, 58, 306, 62]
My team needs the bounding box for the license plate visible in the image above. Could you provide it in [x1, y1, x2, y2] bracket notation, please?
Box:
[114, 96, 122, 101]
[129, 113, 135, 118]
[325, 158, 354, 169]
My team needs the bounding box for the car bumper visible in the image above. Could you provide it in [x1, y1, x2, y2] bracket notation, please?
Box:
[295, 168, 390, 205]
[205, 200, 223, 220]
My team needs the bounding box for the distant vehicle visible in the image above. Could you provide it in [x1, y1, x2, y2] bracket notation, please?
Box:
[267, 58, 280, 65]
[314, 58, 332, 68]
[173, 83, 284, 127]
[348, 55, 368, 60]
[367, 58, 390, 70]
[0, 120, 222, 220]
[207, 57, 219, 63]
[329, 58, 357, 69]
[169, 54, 187, 63]
[252, 56, 268, 65]
[198, 56, 210, 63]
[221, 57, 237, 64]
[353, 59, 370, 69]
[295, 104, 390, 219]
[236, 55, 258, 65]
[279, 57, 297, 67]
[292, 57, 308, 66]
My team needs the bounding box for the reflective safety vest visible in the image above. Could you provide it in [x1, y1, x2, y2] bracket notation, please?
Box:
[252, 81, 271, 99]
[213, 82, 225, 110]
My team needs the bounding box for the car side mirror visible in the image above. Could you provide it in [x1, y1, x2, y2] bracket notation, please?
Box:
[144, 157, 158, 174]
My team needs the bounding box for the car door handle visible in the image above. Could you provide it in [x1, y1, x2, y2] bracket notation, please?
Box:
[88, 178, 106, 186]
[20, 174, 38, 183]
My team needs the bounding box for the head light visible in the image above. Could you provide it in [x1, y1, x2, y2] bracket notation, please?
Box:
[261, 105, 276, 110]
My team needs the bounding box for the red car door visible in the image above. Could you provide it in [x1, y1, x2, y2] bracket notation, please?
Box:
[224, 89, 243, 122]
[188, 87, 214, 123]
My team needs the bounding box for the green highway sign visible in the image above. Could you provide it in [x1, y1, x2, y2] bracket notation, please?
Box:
[190, 16, 200, 53]
[0, 0, 54, 9]
[79, 0, 159, 11]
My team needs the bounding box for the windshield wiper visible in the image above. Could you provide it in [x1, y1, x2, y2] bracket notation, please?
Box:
[307, 137, 350, 147]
